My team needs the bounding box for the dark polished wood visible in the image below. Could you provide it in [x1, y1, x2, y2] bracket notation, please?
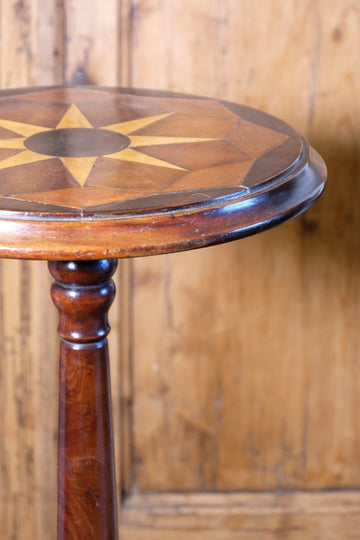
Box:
[0, 86, 326, 260]
[49, 260, 118, 540]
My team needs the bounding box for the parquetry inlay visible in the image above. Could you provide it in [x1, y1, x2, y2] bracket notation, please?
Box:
[0, 87, 296, 213]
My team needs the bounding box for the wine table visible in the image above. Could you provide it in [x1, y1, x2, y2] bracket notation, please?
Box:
[0, 86, 326, 539]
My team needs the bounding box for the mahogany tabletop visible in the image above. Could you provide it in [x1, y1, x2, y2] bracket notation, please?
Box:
[0, 86, 326, 260]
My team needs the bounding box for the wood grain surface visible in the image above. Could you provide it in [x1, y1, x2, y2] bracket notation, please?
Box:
[120, 492, 360, 540]
[0, 1, 359, 539]
[0, 2, 62, 539]
[49, 260, 118, 539]
[128, 0, 360, 537]
[0, 86, 324, 259]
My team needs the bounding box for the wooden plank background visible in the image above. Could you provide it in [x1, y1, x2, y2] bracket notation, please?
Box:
[0, 1, 359, 538]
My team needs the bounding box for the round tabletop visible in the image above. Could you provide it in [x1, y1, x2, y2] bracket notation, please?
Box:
[0, 86, 326, 260]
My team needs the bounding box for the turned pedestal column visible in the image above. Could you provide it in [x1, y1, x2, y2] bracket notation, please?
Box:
[49, 260, 118, 539]
[0, 85, 326, 539]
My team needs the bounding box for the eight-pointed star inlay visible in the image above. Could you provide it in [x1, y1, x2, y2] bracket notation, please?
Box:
[0, 104, 217, 186]
[0, 87, 296, 213]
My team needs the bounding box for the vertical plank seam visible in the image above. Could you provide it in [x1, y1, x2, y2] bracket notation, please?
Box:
[118, 0, 135, 506]
[56, 0, 67, 84]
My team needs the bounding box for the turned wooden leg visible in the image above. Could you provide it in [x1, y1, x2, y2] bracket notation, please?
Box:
[49, 260, 118, 540]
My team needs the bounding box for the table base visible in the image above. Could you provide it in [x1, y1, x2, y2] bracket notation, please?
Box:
[49, 260, 118, 539]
